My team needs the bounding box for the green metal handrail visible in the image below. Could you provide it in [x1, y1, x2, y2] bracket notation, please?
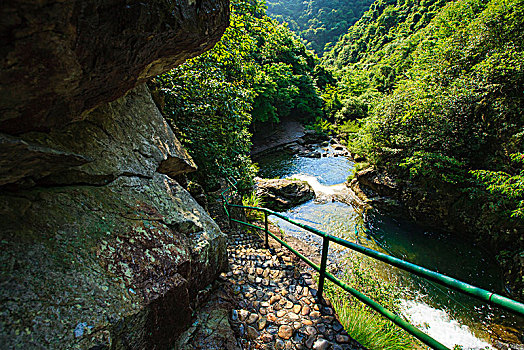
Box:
[220, 181, 524, 350]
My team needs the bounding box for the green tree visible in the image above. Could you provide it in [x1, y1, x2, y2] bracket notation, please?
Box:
[266, 0, 375, 55]
[340, 0, 523, 236]
[153, 0, 326, 190]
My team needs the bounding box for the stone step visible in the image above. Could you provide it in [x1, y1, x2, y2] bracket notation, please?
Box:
[224, 229, 366, 350]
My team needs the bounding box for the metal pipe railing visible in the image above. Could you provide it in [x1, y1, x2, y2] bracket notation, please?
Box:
[317, 237, 329, 299]
[230, 206, 449, 349]
[227, 204, 524, 317]
[219, 181, 524, 350]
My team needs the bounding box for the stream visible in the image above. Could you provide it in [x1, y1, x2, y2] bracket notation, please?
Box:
[255, 144, 524, 350]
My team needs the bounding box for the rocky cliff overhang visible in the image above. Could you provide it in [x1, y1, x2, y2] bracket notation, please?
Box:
[0, 0, 229, 135]
[0, 0, 230, 348]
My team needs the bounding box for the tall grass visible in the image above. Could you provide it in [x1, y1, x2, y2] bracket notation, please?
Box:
[323, 254, 417, 350]
[331, 295, 414, 350]
[242, 191, 265, 221]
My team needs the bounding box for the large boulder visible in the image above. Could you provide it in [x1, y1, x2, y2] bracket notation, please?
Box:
[255, 178, 315, 211]
[0, 173, 227, 349]
[0, 0, 230, 135]
[0, 85, 228, 349]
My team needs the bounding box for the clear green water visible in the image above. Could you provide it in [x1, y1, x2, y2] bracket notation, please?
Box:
[255, 146, 524, 349]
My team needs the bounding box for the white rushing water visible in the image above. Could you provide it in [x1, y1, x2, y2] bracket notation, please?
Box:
[284, 172, 497, 349]
[287, 173, 346, 196]
[400, 300, 493, 349]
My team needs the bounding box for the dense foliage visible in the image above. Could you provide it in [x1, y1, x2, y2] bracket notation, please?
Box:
[324, 0, 523, 271]
[266, 0, 374, 55]
[324, 0, 452, 68]
[153, 0, 325, 191]
[154, 0, 523, 297]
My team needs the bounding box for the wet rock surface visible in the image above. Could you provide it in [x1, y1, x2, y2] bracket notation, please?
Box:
[302, 130, 330, 144]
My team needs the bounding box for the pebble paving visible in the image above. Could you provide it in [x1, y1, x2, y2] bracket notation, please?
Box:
[220, 228, 365, 350]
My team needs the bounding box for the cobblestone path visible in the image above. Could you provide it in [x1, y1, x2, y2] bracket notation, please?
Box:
[221, 228, 365, 350]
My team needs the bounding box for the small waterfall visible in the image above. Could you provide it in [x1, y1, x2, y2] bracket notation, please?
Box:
[400, 300, 493, 349]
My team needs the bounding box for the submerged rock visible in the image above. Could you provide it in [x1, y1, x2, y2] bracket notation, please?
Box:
[255, 178, 315, 211]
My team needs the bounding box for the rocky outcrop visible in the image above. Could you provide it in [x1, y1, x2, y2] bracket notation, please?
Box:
[255, 178, 315, 211]
[0, 0, 229, 135]
[2, 85, 197, 189]
[1, 173, 227, 349]
[354, 167, 398, 197]
[0, 0, 231, 348]
[0, 85, 228, 349]
[350, 166, 524, 301]
[349, 167, 440, 220]
[301, 129, 330, 144]
[0, 133, 89, 187]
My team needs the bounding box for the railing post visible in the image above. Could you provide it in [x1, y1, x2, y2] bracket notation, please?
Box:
[224, 195, 232, 228]
[264, 211, 269, 249]
[228, 203, 232, 228]
[317, 236, 329, 302]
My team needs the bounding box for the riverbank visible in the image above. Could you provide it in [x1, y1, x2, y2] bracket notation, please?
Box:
[254, 136, 524, 349]
[347, 164, 524, 304]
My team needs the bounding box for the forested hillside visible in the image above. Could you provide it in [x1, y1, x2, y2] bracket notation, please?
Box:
[152, 0, 330, 191]
[266, 0, 374, 54]
[152, 0, 523, 298]
[323, 0, 524, 297]
[324, 0, 451, 67]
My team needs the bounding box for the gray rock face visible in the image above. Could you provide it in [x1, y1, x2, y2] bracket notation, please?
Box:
[176, 306, 241, 350]
[255, 178, 315, 211]
[2, 84, 196, 188]
[0, 0, 230, 134]
[0, 0, 231, 348]
[355, 167, 398, 197]
[1, 173, 227, 349]
[0, 86, 227, 349]
[0, 133, 89, 187]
